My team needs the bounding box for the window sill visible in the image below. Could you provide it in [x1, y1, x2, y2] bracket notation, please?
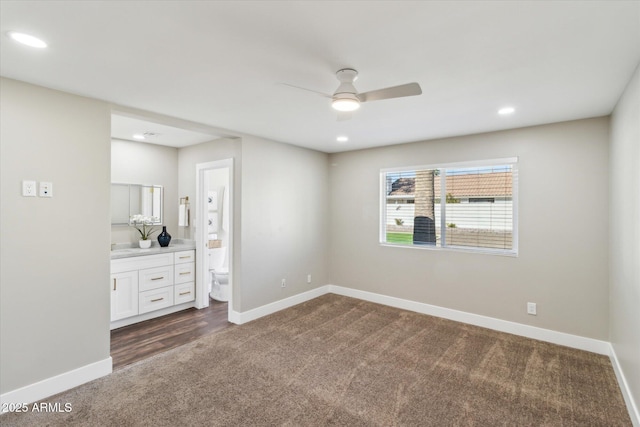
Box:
[379, 242, 518, 257]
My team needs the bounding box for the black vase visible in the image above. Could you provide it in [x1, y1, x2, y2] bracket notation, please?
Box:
[157, 226, 172, 247]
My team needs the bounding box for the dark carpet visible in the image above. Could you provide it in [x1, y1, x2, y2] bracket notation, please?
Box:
[1, 294, 631, 426]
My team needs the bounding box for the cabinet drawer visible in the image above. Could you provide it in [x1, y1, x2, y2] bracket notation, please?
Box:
[174, 282, 195, 304]
[174, 250, 195, 264]
[139, 286, 174, 314]
[139, 265, 174, 292]
[174, 262, 195, 284]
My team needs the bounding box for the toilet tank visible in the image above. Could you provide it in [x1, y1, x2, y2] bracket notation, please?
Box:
[208, 247, 226, 270]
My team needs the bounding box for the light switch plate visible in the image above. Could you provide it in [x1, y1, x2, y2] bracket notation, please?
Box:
[39, 182, 53, 197]
[22, 180, 36, 197]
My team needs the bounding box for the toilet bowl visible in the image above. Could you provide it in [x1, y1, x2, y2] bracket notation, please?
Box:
[208, 247, 229, 302]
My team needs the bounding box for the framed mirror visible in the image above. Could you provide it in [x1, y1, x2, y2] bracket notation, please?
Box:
[111, 184, 163, 225]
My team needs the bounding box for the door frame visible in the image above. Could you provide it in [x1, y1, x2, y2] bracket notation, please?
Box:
[195, 158, 234, 322]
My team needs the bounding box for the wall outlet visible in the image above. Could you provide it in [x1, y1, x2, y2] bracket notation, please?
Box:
[281, 279, 286, 288]
[22, 180, 36, 197]
[527, 302, 537, 315]
[307, 274, 312, 284]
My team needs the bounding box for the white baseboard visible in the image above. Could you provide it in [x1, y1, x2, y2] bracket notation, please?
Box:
[609, 344, 640, 426]
[231, 286, 329, 325]
[0, 357, 112, 409]
[327, 285, 611, 355]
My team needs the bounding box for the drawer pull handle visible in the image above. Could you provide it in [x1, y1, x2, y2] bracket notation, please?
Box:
[179, 256, 190, 259]
[179, 291, 191, 296]
[151, 297, 164, 302]
[151, 277, 164, 281]
[179, 272, 191, 276]
[113, 278, 117, 291]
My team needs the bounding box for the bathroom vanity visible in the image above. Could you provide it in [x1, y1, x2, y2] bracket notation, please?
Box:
[110, 241, 196, 329]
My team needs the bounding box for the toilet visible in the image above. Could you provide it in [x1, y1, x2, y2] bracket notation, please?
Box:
[208, 247, 229, 302]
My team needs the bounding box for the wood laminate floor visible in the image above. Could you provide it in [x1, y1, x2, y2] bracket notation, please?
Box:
[110, 299, 232, 370]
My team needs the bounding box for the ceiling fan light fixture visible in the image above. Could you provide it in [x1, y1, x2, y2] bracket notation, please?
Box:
[332, 96, 360, 112]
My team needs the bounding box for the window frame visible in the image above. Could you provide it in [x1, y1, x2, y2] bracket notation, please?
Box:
[379, 157, 518, 256]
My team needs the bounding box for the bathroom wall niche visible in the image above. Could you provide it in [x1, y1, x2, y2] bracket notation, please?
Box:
[111, 183, 163, 225]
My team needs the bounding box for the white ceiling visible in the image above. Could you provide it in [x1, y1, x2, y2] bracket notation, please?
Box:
[111, 113, 221, 147]
[1, 1, 639, 153]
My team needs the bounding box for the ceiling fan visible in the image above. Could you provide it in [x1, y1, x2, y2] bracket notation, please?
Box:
[283, 68, 422, 120]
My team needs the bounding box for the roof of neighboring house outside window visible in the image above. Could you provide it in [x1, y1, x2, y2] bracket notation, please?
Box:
[388, 172, 513, 198]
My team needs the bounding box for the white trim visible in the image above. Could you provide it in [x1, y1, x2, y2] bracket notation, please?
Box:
[609, 344, 640, 426]
[195, 159, 234, 322]
[231, 286, 329, 325]
[380, 158, 519, 256]
[0, 357, 112, 409]
[380, 241, 518, 257]
[231, 284, 609, 355]
[228, 309, 243, 325]
[326, 285, 610, 355]
[380, 157, 519, 174]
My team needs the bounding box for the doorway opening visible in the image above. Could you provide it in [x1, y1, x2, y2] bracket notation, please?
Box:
[195, 159, 234, 321]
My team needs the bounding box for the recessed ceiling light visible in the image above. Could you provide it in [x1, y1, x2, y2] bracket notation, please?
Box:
[336, 135, 349, 143]
[7, 31, 47, 48]
[132, 134, 146, 140]
[498, 107, 515, 115]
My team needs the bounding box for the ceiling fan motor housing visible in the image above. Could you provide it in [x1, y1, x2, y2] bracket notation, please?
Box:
[334, 68, 359, 95]
[332, 68, 361, 111]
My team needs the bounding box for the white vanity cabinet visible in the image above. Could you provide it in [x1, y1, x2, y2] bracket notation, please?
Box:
[110, 249, 195, 327]
[110, 270, 139, 321]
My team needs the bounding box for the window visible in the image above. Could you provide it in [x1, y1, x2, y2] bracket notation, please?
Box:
[380, 158, 517, 255]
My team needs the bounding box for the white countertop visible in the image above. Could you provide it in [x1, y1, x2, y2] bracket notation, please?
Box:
[110, 239, 196, 259]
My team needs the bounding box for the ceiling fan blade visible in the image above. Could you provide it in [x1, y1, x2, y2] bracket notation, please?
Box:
[279, 82, 331, 98]
[337, 111, 352, 121]
[357, 82, 422, 103]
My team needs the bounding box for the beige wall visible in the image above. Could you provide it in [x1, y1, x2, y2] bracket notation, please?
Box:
[177, 135, 330, 313]
[610, 63, 640, 413]
[240, 135, 330, 311]
[178, 137, 243, 308]
[111, 139, 178, 244]
[0, 78, 111, 394]
[1, 73, 633, 413]
[329, 117, 610, 339]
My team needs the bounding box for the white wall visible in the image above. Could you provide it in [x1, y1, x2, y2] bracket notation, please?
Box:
[0, 78, 111, 394]
[609, 63, 640, 416]
[329, 117, 610, 340]
[240, 135, 330, 311]
[111, 139, 178, 244]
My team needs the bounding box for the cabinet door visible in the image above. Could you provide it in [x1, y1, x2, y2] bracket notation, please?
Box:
[110, 271, 139, 321]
